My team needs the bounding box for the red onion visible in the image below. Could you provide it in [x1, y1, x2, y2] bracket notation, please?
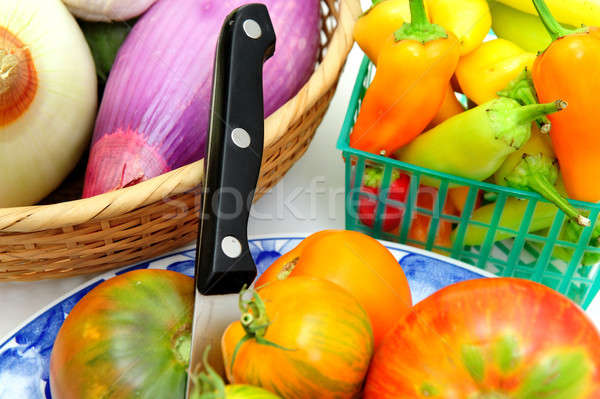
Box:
[83, 0, 321, 197]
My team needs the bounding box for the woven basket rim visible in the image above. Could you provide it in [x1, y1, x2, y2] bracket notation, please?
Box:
[0, 0, 362, 233]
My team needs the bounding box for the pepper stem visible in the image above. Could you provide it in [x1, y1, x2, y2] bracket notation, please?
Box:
[504, 154, 589, 226]
[409, 0, 428, 28]
[394, 0, 447, 43]
[532, 0, 587, 40]
[497, 68, 551, 131]
[565, 219, 600, 255]
[529, 174, 590, 226]
[513, 100, 567, 127]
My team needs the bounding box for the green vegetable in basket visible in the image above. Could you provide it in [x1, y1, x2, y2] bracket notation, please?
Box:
[497, 68, 550, 130]
[79, 19, 136, 83]
[488, 0, 554, 52]
[494, 71, 589, 227]
[455, 176, 600, 253]
[533, 223, 600, 266]
[453, 197, 559, 246]
[394, 97, 566, 186]
[494, 134, 590, 227]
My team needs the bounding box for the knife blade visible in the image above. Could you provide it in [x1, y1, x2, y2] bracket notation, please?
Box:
[184, 4, 276, 397]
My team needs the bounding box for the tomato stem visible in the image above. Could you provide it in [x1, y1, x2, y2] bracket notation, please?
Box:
[229, 288, 296, 375]
[174, 334, 192, 366]
[189, 346, 227, 399]
[474, 393, 511, 399]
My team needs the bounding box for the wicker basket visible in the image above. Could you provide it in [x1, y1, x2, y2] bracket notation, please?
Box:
[0, 0, 362, 281]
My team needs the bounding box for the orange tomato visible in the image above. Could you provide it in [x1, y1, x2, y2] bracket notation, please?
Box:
[256, 230, 412, 349]
[222, 277, 374, 399]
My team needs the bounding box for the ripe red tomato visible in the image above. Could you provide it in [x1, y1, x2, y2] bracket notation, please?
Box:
[50, 270, 194, 398]
[364, 278, 600, 398]
[256, 230, 412, 348]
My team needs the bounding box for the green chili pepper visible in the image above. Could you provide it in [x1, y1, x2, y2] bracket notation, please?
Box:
[454, 198, 559, 246]
[457, 176, 600, 250]
[532, 221, 600, 266]
[395, 97, 566, 186]
[494, 71, 589, 226]
[500, 153, 590, 227]
[493, 124, 554, 186]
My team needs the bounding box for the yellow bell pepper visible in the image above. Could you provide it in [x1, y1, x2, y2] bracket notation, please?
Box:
[427, 0, 492, 55]
[353, 0, 490, 64]
[488, 0, 555, 52]
[455, 38, 536, 105]
[494, 0, 600, 28]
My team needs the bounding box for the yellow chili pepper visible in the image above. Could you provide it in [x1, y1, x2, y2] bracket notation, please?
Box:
[427, 0, 492, 55]
[350, 0, 460, 156]
[455, 39, 536, 105]
[353, 0, 491, 64]
[489, 0, 555, 52]
[353, 0, 412, 64]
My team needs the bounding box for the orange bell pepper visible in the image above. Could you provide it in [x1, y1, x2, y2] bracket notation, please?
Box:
[353, 0, 412, 64]
[427, 85, 465, 129]
[353, 0, 489, 63]
[531, 0, 600, 202]
[448, 186, 482, 214]
[350, 0, 460, 156]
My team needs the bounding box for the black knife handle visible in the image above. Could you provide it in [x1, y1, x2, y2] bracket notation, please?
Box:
[195, 4, 276, 295]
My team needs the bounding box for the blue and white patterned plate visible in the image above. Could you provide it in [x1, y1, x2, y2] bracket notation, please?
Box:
[0, 234, 492, 399]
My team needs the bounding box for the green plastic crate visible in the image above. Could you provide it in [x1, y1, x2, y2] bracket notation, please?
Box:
[336, 57, 600, 309]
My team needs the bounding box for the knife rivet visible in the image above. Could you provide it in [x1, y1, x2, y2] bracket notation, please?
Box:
[231, 128, 251, 148]
[221, 236, 242, 258]
[243, 19, 262, 39]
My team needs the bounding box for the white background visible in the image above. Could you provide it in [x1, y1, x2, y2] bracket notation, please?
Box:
[0, 0, 598, 340]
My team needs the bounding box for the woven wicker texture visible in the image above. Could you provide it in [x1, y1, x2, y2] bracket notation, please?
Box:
[0, 0, 362, 281]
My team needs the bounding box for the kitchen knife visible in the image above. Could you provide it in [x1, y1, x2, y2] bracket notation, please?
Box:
[185, 3, 276, 396]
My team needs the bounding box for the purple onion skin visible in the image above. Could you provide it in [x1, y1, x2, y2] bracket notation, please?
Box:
[83, 0, 321, 197]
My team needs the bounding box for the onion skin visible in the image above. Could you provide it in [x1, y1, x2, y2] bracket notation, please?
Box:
[62, 0, 158, 22]
[0, 0, 97, 207]
[83, 0, 321, 198]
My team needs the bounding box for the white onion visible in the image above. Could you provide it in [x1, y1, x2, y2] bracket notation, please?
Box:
[62, 0, 159, 21]
[0, 0, 97, 207]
